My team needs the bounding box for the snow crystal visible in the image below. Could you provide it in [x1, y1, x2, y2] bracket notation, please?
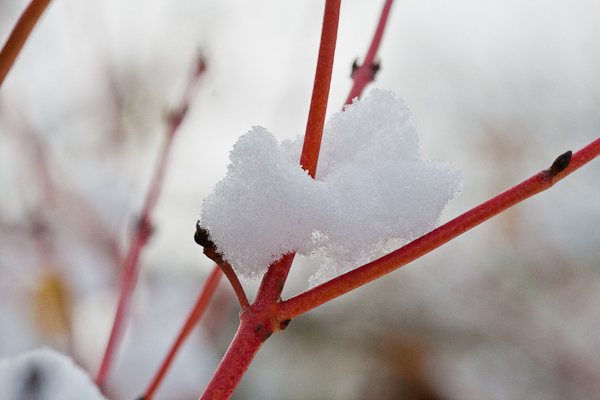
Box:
[201, 89, 463, 285]
[0, 348, 107, 400]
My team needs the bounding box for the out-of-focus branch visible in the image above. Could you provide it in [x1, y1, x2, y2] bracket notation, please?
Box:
[0, 0, 52, 88]
[278, 139, 600, 320]
[344, 0, 394, 105]
[141, 265, 222, 400]
[95, 54, 207, 389]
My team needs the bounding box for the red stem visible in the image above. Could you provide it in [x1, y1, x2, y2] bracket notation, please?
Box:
[217, 261, 250, 309]
[95, 56, 206, 388]
[143, 265, 222, 400]
[0, 0, 52, 88]
[95, 221, 152, 387]
[300, 0, 342, 178]
[277, 138, 600, 320]
[344, 0, 394, 105]
[199, 305, 281, 400]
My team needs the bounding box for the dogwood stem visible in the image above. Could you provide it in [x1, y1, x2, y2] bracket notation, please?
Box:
[300, 0, 342, 178]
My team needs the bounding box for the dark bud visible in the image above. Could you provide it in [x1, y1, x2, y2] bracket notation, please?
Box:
[548, 151, 572, 177]
[280, 319, 292, 330]
[194, 221, 214, 248]
[370, 61, 381, 78]
[135, 397, 146, 400]
[136, 216, 154, 239]
[195, 54, 208, 76]
[351, 59, 359, 77]
[168, 105, 189, 132]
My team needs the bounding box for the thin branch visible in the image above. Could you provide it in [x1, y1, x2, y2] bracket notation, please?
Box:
[300, 0, 342, 178]
[142, 265, 223, 400]
[216, 260, 250, 310]
[0, 0, 52, 88]
[95, 55, 207, 388]
[344, 0, 394, 105]
[196, 222, 250, 309]
[277, 139, 600, 320]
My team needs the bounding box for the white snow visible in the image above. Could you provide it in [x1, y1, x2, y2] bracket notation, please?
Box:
[201, 89, 463, 285]
[0, 348, 107, 400]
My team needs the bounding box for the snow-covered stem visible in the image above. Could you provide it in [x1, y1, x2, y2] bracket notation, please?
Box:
[95, 55, 207, 389]
[344, 0, 394, 105]
[142, 264, 222, 400]
[198, 3, 341, 398]
[0, 0, 52, 88]
[277, 138, 600, 320]
[300, 0, 341, 178]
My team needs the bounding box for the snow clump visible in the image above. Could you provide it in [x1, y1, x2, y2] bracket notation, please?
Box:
[201, 89, 463, 286]
[0, 348, 107, 400]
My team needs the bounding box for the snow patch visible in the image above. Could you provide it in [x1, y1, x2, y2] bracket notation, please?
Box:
[201, 90, 463, 285]
[0, 348, 107, 400]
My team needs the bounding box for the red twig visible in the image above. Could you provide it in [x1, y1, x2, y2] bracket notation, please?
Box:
[344, 0, 394, 105]
[0, 0, 52, 88]
[300, 0, 342, 178]
[277, 140, 600, 320]
[95, 55, 207, 388]
[142, 265, 222, 400]
[216, 261, 250, 309]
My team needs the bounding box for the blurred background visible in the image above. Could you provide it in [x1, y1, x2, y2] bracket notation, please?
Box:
[0, 0, 599, 398]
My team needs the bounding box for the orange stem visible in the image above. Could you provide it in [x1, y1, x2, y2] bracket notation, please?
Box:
[300, 0, 342, 178]
[278, 138, 600, 320]
[0, 0, 52, 88]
